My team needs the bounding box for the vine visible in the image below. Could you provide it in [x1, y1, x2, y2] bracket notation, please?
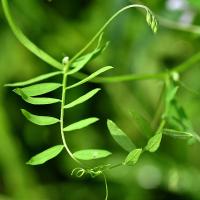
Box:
[2, 0, 200, 199]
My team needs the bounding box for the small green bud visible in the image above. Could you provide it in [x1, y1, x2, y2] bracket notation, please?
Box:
[62, 56, 69, 65]
[146, 11, 152, 26]
[171, 72, 180, 82]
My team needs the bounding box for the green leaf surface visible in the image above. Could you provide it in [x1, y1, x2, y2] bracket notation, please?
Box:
[63, 118, 99, 132]
[68, 42, 109, 75]
[163, 128, 193, 139]
[73, 149, 112, 160]
[26, 145, 64, 165]
[131, 110, 152, 137]
[145, 133, 162, 152]
[5, 71, 62, 87]
[124, 148, 143, 166]
[67, 66, 113, 89]
[14, 83, 62, 96]
[107, 120, 135, 152]
[21, 109, 59, 126]
[64, 88, 101, 109]
[14, 89, 61, 105]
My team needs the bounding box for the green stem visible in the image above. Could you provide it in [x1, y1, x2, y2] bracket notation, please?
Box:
[102, 173, 108, 200]
[1, 0, 63, 70]
[158, 16, 200, 35]
[72, 71, 165, 83]
[70, 4, 150, 63]
[173, 51, 200, 73]
[60, 63, 82, 165]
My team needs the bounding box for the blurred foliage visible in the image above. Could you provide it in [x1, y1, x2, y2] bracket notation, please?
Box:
[0, 0, 200, 199]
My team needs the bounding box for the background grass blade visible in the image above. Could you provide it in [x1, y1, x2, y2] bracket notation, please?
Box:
[131, 110, 152, 138]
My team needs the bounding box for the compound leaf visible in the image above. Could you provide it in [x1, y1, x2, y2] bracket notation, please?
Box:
[107, 120, 135, 152]
[5, 71, 62, 87]
[124, 148, 143, 166]
[21, 109, 59, 125]
[67, 66, 113, 89]
[64, 118, 99, 132]
[26, 145, 64, 165]
[73, 149, 112, 160]
[64, 88, 100, 109]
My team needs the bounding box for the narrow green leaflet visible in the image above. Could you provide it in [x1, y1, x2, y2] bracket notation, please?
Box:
[14, 89, 61, 105]
[5, 71, 62, 87]
[64, 118, 99, 132]
[67, 66, 113, 90]
[26, 145, 64, 165]
[124, 148, 143, 166]
[64, 88, 101, 109]
[13, 83, 62, 97]
[145, 133, 162, 152]
[21, 96, 60, 105]
[73, 149, 112, 160]
[68, 42, 109, 75]
[166, 86, 179, 104]
[21, 109, 60, 125]
[163, 128, 193, 139]
[131, 111, 152, 137]
[107, 120, 135, 152]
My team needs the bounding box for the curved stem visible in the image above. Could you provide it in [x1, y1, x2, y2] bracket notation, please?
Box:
[1, 0, 63, 70]
[102, 173, 108, 200]
[60, 64, 82, 165]
[70, 4, 150, 64]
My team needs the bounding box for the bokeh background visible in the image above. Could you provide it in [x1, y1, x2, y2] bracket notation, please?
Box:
[1, 0, 200, 199]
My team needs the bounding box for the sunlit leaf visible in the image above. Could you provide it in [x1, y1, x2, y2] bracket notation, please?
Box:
[67, 66, 113, 89]
[107, 120, 135, 152]
[63, 118, 99, 132]
[5, 71, 62, 87]
[13, 83, 61, 97]
[68, 42, 109, 75]
[124, 148, 143, 166]
[21, 109, 59, 125]
[14, 89, 61, 105]
[64, 88, 101, 109]
[26, 145, 64, 165]
[145, 133, 162, 152]
[73, 149, 112, 160]
[131, 110, 152, 137]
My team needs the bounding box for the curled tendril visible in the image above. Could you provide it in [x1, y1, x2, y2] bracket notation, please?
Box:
[71, 164, 111, 178]
[71, 167, 103, 178]
[71, 166, 109, 200]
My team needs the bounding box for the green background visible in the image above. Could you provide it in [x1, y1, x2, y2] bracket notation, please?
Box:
[0, 0, 200, 199]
